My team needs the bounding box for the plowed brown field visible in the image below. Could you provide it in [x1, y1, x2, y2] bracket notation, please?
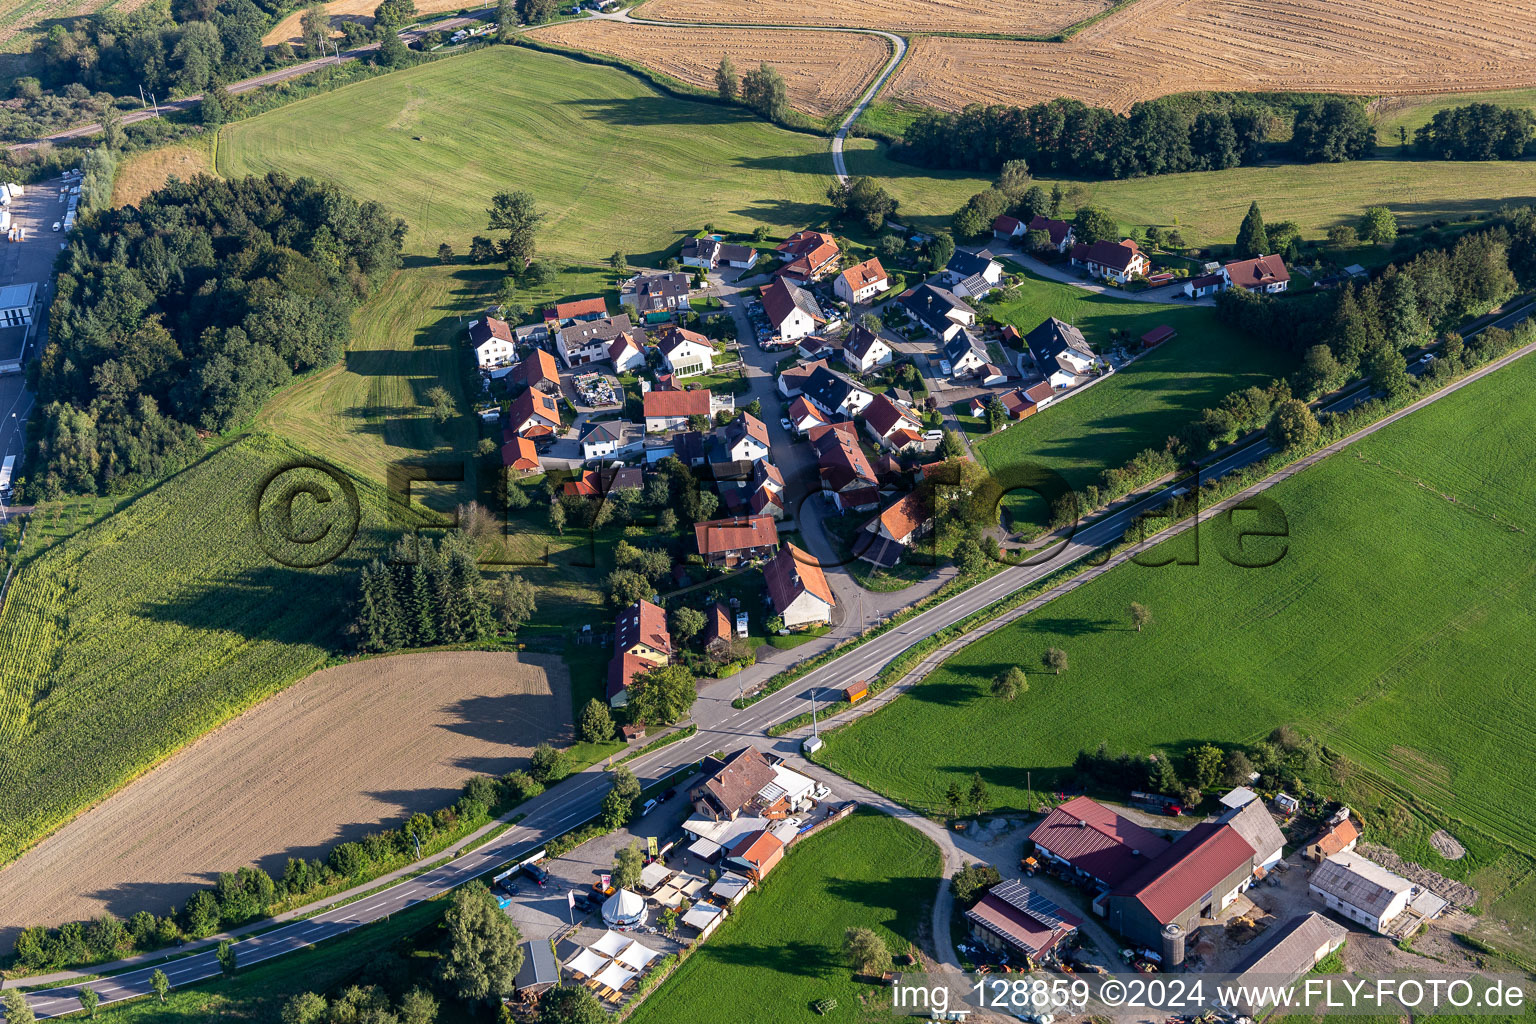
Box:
[637, 0, 1111, 36]
[261, 0, 467, 47]
[527, 20, 890, 118]
[886, 0, 1536, 112]
[0, 652, 569, 945]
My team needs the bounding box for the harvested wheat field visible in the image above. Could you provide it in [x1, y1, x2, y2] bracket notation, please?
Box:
[0, 651, 569, 944]
[638, 0, 1110, 36]
[886, 0, 1536, 112]
[262, 0, 466, 47]
[528, 20, 890, 118]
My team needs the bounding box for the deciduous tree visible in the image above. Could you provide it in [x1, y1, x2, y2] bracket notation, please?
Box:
[437, 882, 523, 1006]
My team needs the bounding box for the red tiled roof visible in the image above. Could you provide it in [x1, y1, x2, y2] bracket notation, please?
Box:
[728, 829, 784, 867]
[839, 257, 887, 294]
[1223, 254, 1290, 290]
[1189, 273, 1225, 289]
[788, 395, 827, 425]
[480, 315, 514, 342]
[1140, 325, 1177, 346]
[616, 599, 672, 657]
[874, 491, 930, 542]
[609, 334, 641, 362]
[1023, 380, 1055, 403]
[776, 229, 835, 257]
[863, 393, 920, 438]
[509, 388, 560, 432]
[705, 602, 732, 645]
[1114, 821, 1255, 923]
[809, 421, 876, 492]
[659, 324, 711, 356]
[700, 747, 778, 817]
[500, 435, 539, 471]
[513, 348, 559, 388]
[644, 389, 712, 418]
[694, 515, 779, 556]
[606, 651, 650, 701]
[550, 296, 608, 320]
[764, 542, 836, 610]
[993, 214, 1023, 235]
[1082, 239, 1143, 273]
[1029, 796, 1171, 888]
[1313, 818, 1359, 857]
[1027, 215, 1072, 245]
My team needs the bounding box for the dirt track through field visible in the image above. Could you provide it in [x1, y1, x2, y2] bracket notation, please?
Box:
[637, 0, 1110, 36]
[527, 20, 891, 118]
[0, 651, 570, 945]
[886, 0, 1536, 112]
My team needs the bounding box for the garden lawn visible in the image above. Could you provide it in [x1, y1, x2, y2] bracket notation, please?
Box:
[841, 137, 1536, 244]
[627, 810, 941, 1024]
[0, 434, 434, 865]
[974, 272, 1294, 523]
[820, 352, 1536, 857]
[219, 45, 833, 261]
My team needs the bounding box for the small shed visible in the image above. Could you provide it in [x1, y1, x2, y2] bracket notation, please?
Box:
[844, 681, 869, 704]
[1140, 325, 1176, 348]
[681, 901, 727, 939]
[514, 939, 560, 998]
[709, 871, 754, 906]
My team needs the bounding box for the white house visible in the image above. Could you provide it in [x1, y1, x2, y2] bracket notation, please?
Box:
[841, 323, 892, 373]
[467, 315, 516, 369]
[555, 314, 646, 368]
[945, 249, 1004, 300]
[1308, 852, 1414, 933]
[786, 395, 828, 435]
[834, 257, 889, 304]
[902, 283, 976, 343]
[507, 388, 561, 438]
[1069, 239, 1149, 284]
[642, 388, 712, 432]
[681, 236, 759, 271]
[943, 333, 989, 377]
[764, 543, 836, 628]
[1024, 317, 1096, 389]
[1223, 254, 1291, 294]
[862, 393, 923, 450]
[715, 412, 771, 463]
[608, 333, 646, 373]
[1182, 272, 1226, 299]
[1026, 215, 1075, 253]
[992, 214, 1025, 240]
[761, 277, 825, 342]
[658, 325, 714, 377]
[580, 419, 644, 462]
[800, 365, 873, 419]
[621, 270, 692, 314]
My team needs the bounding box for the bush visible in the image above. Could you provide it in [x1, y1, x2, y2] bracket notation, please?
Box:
[950, 862, 1002, 906]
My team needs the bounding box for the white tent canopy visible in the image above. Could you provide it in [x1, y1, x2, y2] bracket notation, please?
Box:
[639, 861, 673, 892]
[602, 889, 647, 928]
[564, 947, 608, 978]
[681, 901, 725, 930]
[615, 939, 660, 972]
[590, 929, 631, 958]
[592, 961, 638, 993]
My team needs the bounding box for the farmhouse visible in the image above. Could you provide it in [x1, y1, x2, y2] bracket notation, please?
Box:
[548, 296, 608, 322]
[694, 515, 779, 566]
[501, 435, 540, 472]
[1308, 852, 1413, 933]
[692, 746, 814, 822]
[555, 313, 647, 368]
[1025, 317, 1096, 388]
[507, 348, 560, 392]
[842, 323, 893, 372]
[862, 393, 923, 450]
[762, 277, 827, 342]
[681, 235, 759, 271]
[775, 229, 840, 283]
[809, 421, 880, 512]
[859, 491, 933, 567]
[992, 214, 1025, 240]
[1305, 812, 1360, 863]
[1220, 913, 1347, 1016]
[643, 388, 712, 432]
[1028, 796, 1170, 890]
[621, 270, 693, 314]
[902, 283, 976, 342]
[800, 364, 874, 419]
[657, 325, 715, 377]
[1223, 254, 1291, 293]
[1027, 215, 1074, 252]
[467, 315, 518, 369]
[779, 358, 831, 398]
[834, 257, 889, 304]
[506, 388, 561, 438]
[966, 880, 1081, 965]
[786, 395, 829, 435]
[1106, 822, 1258, 948]
[607, 598, 673, 706]
[1070, 239, 1149, 283]
[580, 419, 643, 462]
[764, 542, 836, 628]
[945, 248, 1004, 299]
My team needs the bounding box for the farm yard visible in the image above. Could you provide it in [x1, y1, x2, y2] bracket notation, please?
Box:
[841, 136, 1536, 245]
[0, 652, 570, 942]
[635, 0, 1112, 38]
[973, 273, 1294, 497]
[217, 45, 833, 261]
[819, 353, 1536, 862]
[881, 0, 1536, 112]
[626, 810, 941, 1024]
[526, 21, 891, 120]
[0, 434, 435, 870]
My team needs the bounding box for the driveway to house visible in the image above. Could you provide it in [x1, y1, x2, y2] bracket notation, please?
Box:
[982, 243, 1217, 307]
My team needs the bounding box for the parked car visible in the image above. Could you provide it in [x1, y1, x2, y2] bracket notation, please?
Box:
[661, 788, 676, 801]
[811, 783, 831, 801]
[51, 221, 60, 231]
[779, 417, 793, 432]
[640, 798, 658, 816]
[923, 429, 944, 442]
[523, 861, 549, 886]
[938, 359, 952, 375]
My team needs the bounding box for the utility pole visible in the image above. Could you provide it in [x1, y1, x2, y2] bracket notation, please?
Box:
[150, 93, 160, 117]
[137, 84, 148, 109]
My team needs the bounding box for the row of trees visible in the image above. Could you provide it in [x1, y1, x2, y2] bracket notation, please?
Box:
[1073, 727, 1324, 807]
[26, 172, 405, 498]
[899, 95, 1382, 178]
[1413, 103, 1536, 161]
[715, 55, 789, 123]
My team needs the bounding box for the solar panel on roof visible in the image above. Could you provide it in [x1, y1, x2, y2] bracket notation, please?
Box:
[991, 880, 1072, 931]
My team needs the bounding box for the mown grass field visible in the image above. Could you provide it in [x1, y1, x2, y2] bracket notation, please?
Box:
[0, 433, 434, 865]
[820, 353, 1536, 858]
[110, 142, 214, 209]
[219, 45, 834, 260]
[843, 137, 1536, 244]
[973, 272, 1294, 505]
[627, 810, 941, 1024]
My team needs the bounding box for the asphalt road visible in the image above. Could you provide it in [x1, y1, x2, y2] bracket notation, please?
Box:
[13, 294, 1535, 1016]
